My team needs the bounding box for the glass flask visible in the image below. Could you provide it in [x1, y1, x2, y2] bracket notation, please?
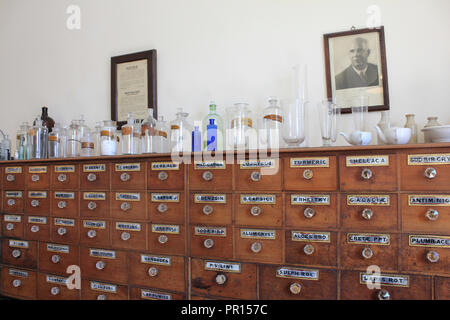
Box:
[202, 101, 224, 151]
[48, 123, 64, 158]
[261, 97, 284, 150]
[156, 116, 170, 153]
[122, 113, 140, 155]
[100, 120, 117, 156]
[30, 117, 48, 159]
[16, 122, 31, 160]
[81, 131, 95, 157]
[141, 109, 158, 153]
[170, 108, 193, 153]
[226, 102, 255, 150]
[66, 120, 81, 157]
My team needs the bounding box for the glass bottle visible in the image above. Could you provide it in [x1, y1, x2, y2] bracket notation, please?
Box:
[93, 122, 102, 156]
[34, 106, 55, 133]
[30, 117, 48, 159]
[202, 101, 224, 151]
[424, 116, 441, 143]
[2, 134, 11, 160]
[122, 113, 140, 155]
[81, 132, 95, 157]
[66, 120, 81, 157]
[170, 108, 192, 153]
[192, 126, 202, 152]
[141, 109, 158, 153]
[156, 116, 169, 153]
[78, 115, 89, 143]
[16, 122, 31, 160]
[100, 120, 117, 156]
[404, 114, 418, 144]
[377, 111, 390, 145]
[261, 97, 283, 150]
[226, 102, 254, 150]
[48, 123, 63, 158]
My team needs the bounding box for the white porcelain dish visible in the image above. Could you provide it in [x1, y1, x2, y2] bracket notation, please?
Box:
[421, 125, 450, 143]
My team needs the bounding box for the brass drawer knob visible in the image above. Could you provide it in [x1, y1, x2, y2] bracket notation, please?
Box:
[31, 174, 40, 182]
[251, 242, 262, 253]
[88, 230, 97, 239]
[120, 173, 131, 182]
[7, 199, 16, 206]
[250, 206, 262, 216]
[58, 201, 67, 209]
[120, 202, 131, 212]
[158, 203, 168, 213]
[361, 168, 373, 180]
[204, 238, 214, 249]
[303, 244, 315, 255]
[362, 247, 373, 259]
[51, 287, 60, 296]
[12, 249, 21, 259]
[97, 294, 107, 300]
[87, 173, 97, 182]
[6, 223, 14, 231]
[290, 283, 302, 295]
[158, 234, 168, 244]
[203, 205, 214, 215]
[202, 171, 213, 181]
[425, 209, 439, 221]
[426, 251, 439, 263]
[31, 200, 40, 208]
[96, 261, 106, 270]
[58, 174, 67, 182]
[215, 274, 227, 285]
[362, 208, 373, 220]
[121, 232, 131, 241]
[158, 171, 168, 181]
[31, 225, 40, 233]
[377, 289, 391, 300]
[303, 169, 314, 180]
[424, 167, 437, 179]
[250, 171, 262, 182]
[12, 279, 21, 288]
[6, 174, 15, 182]
[303, 207, 315, 219]
[148, 267, 159, 277]
[57, 227, 67, 236]
[88, 201, 97, 210]
[51, 254, 61, 264]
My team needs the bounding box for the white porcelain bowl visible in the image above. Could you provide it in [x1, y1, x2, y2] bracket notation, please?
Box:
[421, 125, 450, 143]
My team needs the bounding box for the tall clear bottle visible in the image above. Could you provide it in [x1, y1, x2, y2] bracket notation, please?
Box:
[261, 97, 283, 150]
[48, 123, 63, 158]
[141, 109, 158, 153]
[122, 113, 140, 155]
[66, 120, 81, 157]
[100, 120, 117, 156]
[202, 101, 224, 151]
[30, 117, 48, 159]
[93, 122, 102, 156]
[16, 122, 31, 160]
[156, 116, 170, 153]
[170, 108, 192, 153]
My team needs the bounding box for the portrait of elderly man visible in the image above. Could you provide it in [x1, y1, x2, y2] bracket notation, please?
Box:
[335, 37, 380, 90]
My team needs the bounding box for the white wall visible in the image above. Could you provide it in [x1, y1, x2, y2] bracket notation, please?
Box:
[1, 0, 449, 150]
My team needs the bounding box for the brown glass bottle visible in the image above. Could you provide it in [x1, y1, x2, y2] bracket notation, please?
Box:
[40, 106, 55, 132]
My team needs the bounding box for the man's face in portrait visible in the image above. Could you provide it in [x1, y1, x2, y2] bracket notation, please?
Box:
[349, 38, 370, 70]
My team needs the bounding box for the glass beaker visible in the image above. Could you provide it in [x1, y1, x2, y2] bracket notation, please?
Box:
[281, 98, 306, 148]
[317, 99, 340, 147]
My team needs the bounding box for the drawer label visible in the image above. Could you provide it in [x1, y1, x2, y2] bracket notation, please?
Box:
[194, 160, 226, 170]
[360, 273, 409, 288]
[409, 235, 450, 248]
[116, 222, 141, 231]
[28, 191, 47, 198]
[346, 155, 389, 167]
[5, 167, 22, 174]
[55, 192, 75, 200]
[152, 224, 180, 234]
[4, 215, 21, 222]
[347, 195, 390, 206]
[6, 191, 23, 198]
[115, 163, 141, 172]
[54, 218, 75, 227]
[408, 195, 450, 206]
[291, 194, 330, 205]
[83, 220, 106, 229]
[151, 193, 180, 202]
[240, 194, 276, 204]
[194, 194, 226, 204]
[46, 275, 68, 285]
[47, 243, 69, 253]
[83, 164, 106, 172]
[276, 267, 319, 280]
[194, 226, 227, 237]
[205, 261, 241, 273]
[55, 165, 75, 173]
[347, 233, 390, 245]
[291, 231, 331, 243]
[28, 166, 47, 173]
[240, 229, 276, 240]
[90, 281, 117, 293]
[90, 249, 116, 259]
[408, 154, 450, 165]
[141, 289, 172, 300]
[28, 216, 47, 224]
[290, 157, 330, 168]
[151, 162, 180, 170]
[115, 193, 141, 201]
[141, 255, 171, 266]
[83, 192, 106, 200]
[240, 159, 276, 169]
[9, 240, 29, 248]
[9, 269, 28, 278]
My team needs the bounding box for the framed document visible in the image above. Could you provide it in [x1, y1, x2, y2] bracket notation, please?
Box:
[111, 50, 157, 128]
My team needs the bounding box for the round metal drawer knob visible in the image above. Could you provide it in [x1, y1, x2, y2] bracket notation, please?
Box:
[120, 173, 131, 182]
[204, 238, 214, 249]
[215, 274, 227, 285]
[202, 171, 213, 181]
[51, 254, 61, 264]
[6, 223, 15, 231]
[426, 251, 439, 263]
[31, 225, 40, 233]
[7, 199, 16, 206]
[289, 283, 302, 295]
[97, 294, 107, 300]
[12, 249, 21, 259]
[362, 247, 374, 259]
[88, 201, 97, 210]
[250, 171, 262, 182]
[203, 205, 214, 215]
[96, 261, 106, 270]
[121, 232, 131, 241]
[361, 168, 373, 180]
[51, 287, 60, 296]
[158, 203, 168, 213]
[424, 167, 437, 179]
[88, 230, 97, 239]
[425, 209, 439, 221]
[158, 235, 168, 244]
[87, 173, 97, 182]
[303, 244, 315, 255]
[121, 202, 131, 212]
[6, 174, 15, 182]
[12, 279, 21, 288]
[58, 227, 67, 236]
[148, 267, 159, 277]
[58, 201, 67, 209]
[31, 174, 40, 182]
[250, 206, 262, 216]
[251, 242, 262, 253]
[303, 207, 316, 219]
[58, 174, 67, 182]
[303, 169, 314, 180]
[158, 171, 168, 181]
[377, 289, 391, 300]
[31, 200, 40, 208]
[362, 208, 373, 220]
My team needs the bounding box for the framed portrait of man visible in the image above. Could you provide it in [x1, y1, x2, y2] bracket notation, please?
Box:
[324, 27, 389, 113]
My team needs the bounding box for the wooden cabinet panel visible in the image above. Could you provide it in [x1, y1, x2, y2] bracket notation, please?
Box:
[234, 193, 283, 227]
[149, 192, 185, 224]
[3, 191, 24, 214]
[129, 287, 185, 300]
[37, 273, 79, 300]
[80, 163, 110, 190]
[24, 215, 50, 241]
[3, 166, 25, 190]
[80, 219, 111, 247]
[111, 192, 147, 221]
[1, 239, 37, 269]
[79, 247, 128, 284]
[52, 164, 79, 190]
[189, 193, 231, 225]
[25, 165, 50, 189]
[51, 191, 79, 218]
[1, 267, 36, 299]
[111, 162, 145, 190]
[38, 242, 79, 275]
[80, 192, 110, 219]
[148, 223, 185, 255]
[235, 159, 282, 191]
[81, 280, 128, 300]
[189, 160, 233, 191]
[190, 225, 233, 260]
[2, 214, 24, 239]
[235, 228, 283, 264]
[148, 161, 184, 190]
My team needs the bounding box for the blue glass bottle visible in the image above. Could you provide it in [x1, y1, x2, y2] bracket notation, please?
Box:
[207, 119, 217, 151]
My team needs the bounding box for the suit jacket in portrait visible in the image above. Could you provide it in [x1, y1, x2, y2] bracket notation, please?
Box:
[335, 63, 379, 90]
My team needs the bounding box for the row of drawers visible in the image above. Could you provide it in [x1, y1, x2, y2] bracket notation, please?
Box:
[2, 152, 450, 192]
[1, 262, 448, 300]
[2, 233, 448, 273]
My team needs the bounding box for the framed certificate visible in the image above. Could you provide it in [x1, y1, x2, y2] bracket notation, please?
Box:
[111, 50, 157, 128]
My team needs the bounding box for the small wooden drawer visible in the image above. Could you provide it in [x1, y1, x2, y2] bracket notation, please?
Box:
[39, 242, 79, 274]
[128, 252, 185, 292]
[51, 191, 79, 218]
[80, 163, 110, 190]
[260, 265, 337, 300]
[111, 192, 147, 220]
[148, 161, 185, 190]
[400, 194, 450, 233]
[400, 151, 450, 191]
[111, 162, 145, 190]
[191, 258, 257, 299]
[285, 230, 337, 267]
[52, 165, 79, 190]
[80, 220, 111, 247]
[2, 214, 24, 239]
[340, 270, 432, 300]
[81, 280, 128, 300]
[80, 192, 110, 218]
[24, 216, 50, 241]
[25, 165, 50, 189]
[189, 193, 231, 225]
[148, 223, 185, 255]
[401, 234, 449, 274]
[3, 191, 24, 214]
[51, 217, 80, 244]
[235, 158, 282, 191]
[148, 192, 185, 224]
[37, 273, 79, 300]
[189, 160, 232, 191]
[234, 193, 283, 227]
[339, 154, 397, 191]
[80, 247, 128, 284]
[111, 221, 147, 251]
[1, 267, 36, 299]
[1, 239, 37, 269]
[285, 193, 337, 229]
[341, 193, 398, 231]
[190, 225, 233, 259]
[235, 228, 283, 264]
[435, 276, 450, 300]
[3, 166, 25, 189]
[25, 191, 50, 215]
[283, 156, 338, 191]
[129, 287, 185, 300]
[340, 232, 399, 271]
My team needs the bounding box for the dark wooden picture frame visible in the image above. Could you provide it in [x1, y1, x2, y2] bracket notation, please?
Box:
[324, 27, 389, 113]
[111, 49, 157, 128]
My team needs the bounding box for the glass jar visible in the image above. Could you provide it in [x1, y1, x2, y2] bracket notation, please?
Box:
[170, 108, 192, 153]
[122, 113, 140, 155]
[226, 102, 254, 150]
[48, 123, 63, 158]
[404, 114, 418, 144]
[66, 120, 81, 157]
[100, 120, 117, 156]
[81, 132, 95, 157]
[156, 116, 170, 153]
[93, 122, 102, 156]
[30, 117, 48, 159]
[141, 108, 158, 153]
[16, 122, 31, 160]
[261, 97, 283, 149]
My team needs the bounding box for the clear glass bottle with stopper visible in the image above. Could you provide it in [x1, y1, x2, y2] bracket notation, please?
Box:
[170, 108, 192, 153]
[93, 122, 102, 156]
[48, 123, 64, 158]
[156, 116, 169, 153]
[30, 116, 48, 159]
[100, 120, 117, 156]
[81, 131, 95, 157]
[141, 108, 158, 153]
[66, 120, 81, 157]
[261, 96, 283, 150]
[16, 122, 31, 160]
[122, 113, 140, 155]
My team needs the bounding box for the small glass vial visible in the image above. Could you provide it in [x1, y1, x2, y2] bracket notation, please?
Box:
[81, 132, 95, 157]
[30, 117, 48, 159]
[122, 114, 140, 155]
[100, 120, 117, 156]
[48, 123, 63, 158]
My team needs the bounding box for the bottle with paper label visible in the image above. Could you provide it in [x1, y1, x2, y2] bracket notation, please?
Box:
[202, 101, 223, 151]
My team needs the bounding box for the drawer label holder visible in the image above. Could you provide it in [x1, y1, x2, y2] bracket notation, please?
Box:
[409, 235, 450, 248]
[152, 224, 180, 234]
[346, 155, 389, 167]
[28, 216, 47, 224]
[47, 243, 70, 253]
[83, 192, 106, 200]
[116, 193, 141, 201]
[194, 160, 226, 170]
[408, 195, 450, 206]
[240, 159, 276, 169]
[54, 218, 75, 227]
[115, 163, 141, 172]
[291, 194, 330, 205]
[29, 166, 47, 173]
[9, 269, 28, 278]
[347, 233, 390, 245]
[5, 167, 22, 174]
[240, 229, 276, 240]
[55, 192, 75, 200]
[83, 164, 106, 172]
[152, 193, 180, 202]
[291, 231, 331, 243]
[90, 281, 117, 293]
[6, 191, 23, 198]
[360, 273, 409, 288]
[141, 289, 172, 300]
[290, 157, 330, 168]
[141, 255, 171, 266]
[83, 220, 106, 229]
[240, 194, 276, 204]
[55, 166, 75, 173]
[347, 195, 390, 206]
[194, 194, 226, 204]
[194, 226, 227, 237]
[9, 240, 29, 248]
[151, 162, 180, 170]
[205, 261, 241, 273]
[408, 154, 450, 165]
[28, 191, 47, 199]
[89, 249, 116, 259]
[46, 275, 68, 285]
[116, 222, 141, 231]
[276, 267, 319, 280]
[4, 215, 21, 222]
